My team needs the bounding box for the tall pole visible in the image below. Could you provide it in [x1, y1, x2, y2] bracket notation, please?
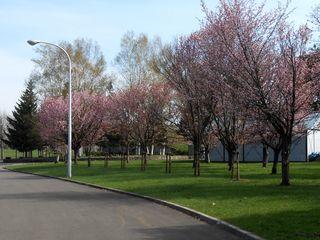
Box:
[27, 40, 72, 178]
[0, 123, 3, 160]
[67, 51, 72, 178]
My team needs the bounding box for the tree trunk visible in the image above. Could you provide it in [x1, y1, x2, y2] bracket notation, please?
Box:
[104, 154, 109, 167]
[144, 152, 148, 166]
[87, 155, 91, 167]
[144, 154, 147, 170]
[271, 149, 280, 174]
[204, 145, 210, 163]
[141, 155, 144, 171]
[195, 157, 200, 176]
[150, 145, 154, 155]
[136, 144, 141, 155]
[144, 154, 147, 169]
[228, 150, 237, 179]
[165, 154, 168, 173]
[262, 144, 269, 168]
[280, 143, 291, 186]
[140, 145, 146, 171]
[193, 141, 199, 169]
[74, 149, 79, 165]
[121, 154, 126, 169]
[126, 143, 130, 163]
[140, 153, 146, 171]
[193, 142, 200, 176]
[0, 143, 3, 160]
[165, 154, 172, 173]
[236, 151, 240, 180]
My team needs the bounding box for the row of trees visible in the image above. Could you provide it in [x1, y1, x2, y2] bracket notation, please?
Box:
[4, 1, 320, 186]
[107, 83, 170, 160]
[3, 35, 170, 167]
[3, 39, 115, 159]
[153, 0, 320, 185]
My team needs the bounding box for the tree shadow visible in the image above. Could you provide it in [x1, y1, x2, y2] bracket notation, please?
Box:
[124, 182, 320, 202]
[225, 208, 320, 240]
[133, 224, 242, 240]
[0, 190, 150, 205]
[8, 161, 320, 185]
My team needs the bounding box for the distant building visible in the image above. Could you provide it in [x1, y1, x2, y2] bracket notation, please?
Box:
[189, 113, 320, 162]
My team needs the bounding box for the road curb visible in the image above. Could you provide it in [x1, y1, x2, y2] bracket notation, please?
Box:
[5, 167, 263, 240]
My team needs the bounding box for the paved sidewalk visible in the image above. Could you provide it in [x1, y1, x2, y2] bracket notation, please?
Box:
[0, 167, 242, 240]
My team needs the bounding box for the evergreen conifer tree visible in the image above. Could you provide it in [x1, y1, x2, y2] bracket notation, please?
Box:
[4, 80, 42, 157]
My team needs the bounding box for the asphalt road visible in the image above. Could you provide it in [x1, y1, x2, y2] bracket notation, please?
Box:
[0, 166, 242, 240]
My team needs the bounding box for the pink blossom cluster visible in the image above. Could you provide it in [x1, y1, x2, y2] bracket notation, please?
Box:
[38, 91, 108, 156]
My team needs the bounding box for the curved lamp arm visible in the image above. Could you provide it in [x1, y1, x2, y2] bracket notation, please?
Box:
[27, 40, 72, 178]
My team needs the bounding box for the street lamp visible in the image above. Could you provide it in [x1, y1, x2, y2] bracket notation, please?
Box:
[27, 40, 72, 178]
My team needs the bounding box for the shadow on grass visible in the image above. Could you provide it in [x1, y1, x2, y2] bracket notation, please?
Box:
[8, 161, 320, 185]
[6, 162, 320, 240]
[123, 181, 320, 202]
[225, 208, 320, 240]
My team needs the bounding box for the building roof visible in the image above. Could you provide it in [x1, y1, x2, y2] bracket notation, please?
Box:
[304, 113, 320, 129]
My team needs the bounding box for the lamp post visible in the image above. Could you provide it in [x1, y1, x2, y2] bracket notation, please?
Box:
[27, 40, 72, 178]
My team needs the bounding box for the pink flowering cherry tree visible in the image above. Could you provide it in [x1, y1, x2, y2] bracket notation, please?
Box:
[38, 91, 108, 164]
[202, 0, 320, 185]
[107, 82, 171, 170]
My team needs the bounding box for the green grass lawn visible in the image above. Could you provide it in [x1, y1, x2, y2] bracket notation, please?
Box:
[2, 149, 37, 158]
[1, 148, 58, 159]
[7, 160, 320, 240]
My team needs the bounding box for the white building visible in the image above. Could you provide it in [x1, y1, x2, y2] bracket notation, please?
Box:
[189, 113, 320, 162]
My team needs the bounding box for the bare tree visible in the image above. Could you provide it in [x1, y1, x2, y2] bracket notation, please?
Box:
[310, 4, 320, 28]
[114, 31, 163, 87]
[203, 0, 318, 185]
[30, 38, 113, 98]
[154, 35, 215, 176]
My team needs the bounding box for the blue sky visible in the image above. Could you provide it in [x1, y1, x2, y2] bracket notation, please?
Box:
[0, 0, 318, 113]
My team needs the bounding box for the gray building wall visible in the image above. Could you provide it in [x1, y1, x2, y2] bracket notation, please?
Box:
[189, 135, 307, 162]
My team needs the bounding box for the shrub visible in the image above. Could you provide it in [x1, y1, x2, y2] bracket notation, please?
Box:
[170, 143, 189, 155]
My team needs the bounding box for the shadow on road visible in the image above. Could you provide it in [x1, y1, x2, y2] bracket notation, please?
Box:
[134, 224, 241, 240]
[0, 190, 144, 203]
